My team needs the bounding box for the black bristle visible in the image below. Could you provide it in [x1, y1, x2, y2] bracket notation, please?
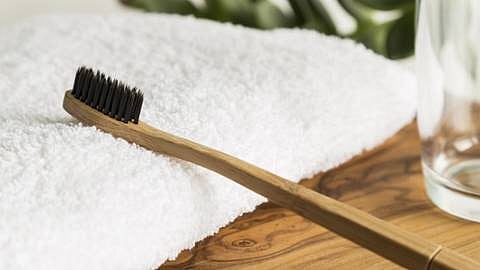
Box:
[73, 68, 86, 98]
[72, 67, 84, 97]
[133, 92, 143, 124]
[85, 71, 99, 105]
[104, 79, 117, 114]
[130, 93, 138, 122]
[78, 69, 89, 100]
[97, 77, 109, 110]
[100, 77, 113, 113]
[109, 82, 123, 117]
[123, 90, 135, 123]
[116, 86, 129, 121]
[80, 69, 93, 101]
[91, 74, 104, 108]
[70, 67, 144, 124]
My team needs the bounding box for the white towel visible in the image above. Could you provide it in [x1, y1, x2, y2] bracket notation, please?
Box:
[0, 13, 416, 270]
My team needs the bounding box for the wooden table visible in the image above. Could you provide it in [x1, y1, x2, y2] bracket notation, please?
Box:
[160, 123, 480, 269]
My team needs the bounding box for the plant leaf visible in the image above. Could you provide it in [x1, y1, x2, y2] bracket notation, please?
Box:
[288, 0, 336, 34]
[253, 1, 292, 29]
[385, 10, 415, 59]
[204, 0, 255, 26]
[120, 0, 197, 14]
[357, 0, 413, 11]
[119, 0, 416, 59]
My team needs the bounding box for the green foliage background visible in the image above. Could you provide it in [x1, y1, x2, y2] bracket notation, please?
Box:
[120, 0, 415, 59]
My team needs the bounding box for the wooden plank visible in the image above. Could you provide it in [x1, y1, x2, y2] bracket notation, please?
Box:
[160, 123, 480, 269]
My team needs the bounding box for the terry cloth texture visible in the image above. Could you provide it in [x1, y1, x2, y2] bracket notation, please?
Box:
[0, 13, 416, 270]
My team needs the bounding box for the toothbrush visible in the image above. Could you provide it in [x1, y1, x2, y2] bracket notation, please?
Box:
[63, 67, 479, 270]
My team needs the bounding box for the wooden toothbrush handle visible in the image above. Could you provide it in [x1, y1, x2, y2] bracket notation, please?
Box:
[63, 91, 480, 270]
[131, 123, 478, 270]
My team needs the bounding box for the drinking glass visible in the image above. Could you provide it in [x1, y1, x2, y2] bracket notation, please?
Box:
[416, 0, 480, 221]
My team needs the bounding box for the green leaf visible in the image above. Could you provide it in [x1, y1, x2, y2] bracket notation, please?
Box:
[385, 10, 415, 59]
[288, 0, 336, 34]
[253, 1, 291, 29]
[357, 0, 413, 11]
[119, 0, 416, 59]
[338, 0, 375, 22]
[120, 0, 197, 15]
[204, 0, 255, 26]
[351, 21, 389, 56]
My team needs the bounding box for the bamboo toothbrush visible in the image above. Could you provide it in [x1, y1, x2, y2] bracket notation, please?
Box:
[63, 67, 480, 270]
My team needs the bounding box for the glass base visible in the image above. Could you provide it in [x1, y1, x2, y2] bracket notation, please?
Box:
[423, 161, 480, 222]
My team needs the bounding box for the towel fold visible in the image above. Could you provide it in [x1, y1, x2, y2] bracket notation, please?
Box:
[0, 13, 416, 270]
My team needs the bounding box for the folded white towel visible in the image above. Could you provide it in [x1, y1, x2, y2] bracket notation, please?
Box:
[0, 13, 416, 270]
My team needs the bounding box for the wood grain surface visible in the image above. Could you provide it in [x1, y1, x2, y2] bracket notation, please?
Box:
[160, 123, 480, 269]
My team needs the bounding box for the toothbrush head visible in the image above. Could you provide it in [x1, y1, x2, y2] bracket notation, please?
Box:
[70, 67, 143, 123]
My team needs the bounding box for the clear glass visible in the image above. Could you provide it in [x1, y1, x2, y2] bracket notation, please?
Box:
[416, 0, 480, 222]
